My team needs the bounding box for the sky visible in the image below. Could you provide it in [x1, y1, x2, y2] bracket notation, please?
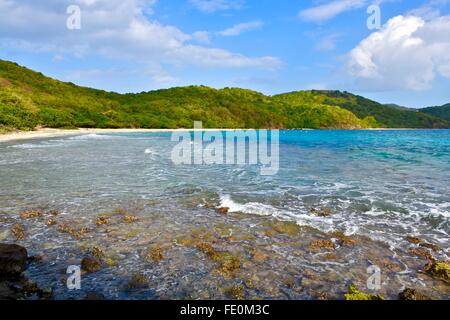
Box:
[0, 0, 449, 108]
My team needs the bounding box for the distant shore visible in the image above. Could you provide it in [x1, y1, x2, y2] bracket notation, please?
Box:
[0, 127, 443, 143]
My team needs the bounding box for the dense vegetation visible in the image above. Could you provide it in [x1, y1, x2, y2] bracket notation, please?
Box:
[421, 104, 450, 122]
[273, 91, 450, 129]
[0, 60, 449, 131]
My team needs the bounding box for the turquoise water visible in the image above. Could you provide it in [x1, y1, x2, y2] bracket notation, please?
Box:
[0, 130, 449, 299]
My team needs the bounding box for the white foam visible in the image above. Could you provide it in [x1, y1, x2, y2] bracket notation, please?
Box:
[219, 195, 276, 216]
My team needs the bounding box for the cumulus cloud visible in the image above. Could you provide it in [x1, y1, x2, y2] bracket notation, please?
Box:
[346, 14, 450, 90]
[217, 20, 263, 36]
[299, 0, 367, 22]
[0, 0, 280, 71]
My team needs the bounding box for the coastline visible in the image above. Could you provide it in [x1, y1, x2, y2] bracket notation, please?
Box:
[0, 127, 442, 143]
[0, 128, 244, 143]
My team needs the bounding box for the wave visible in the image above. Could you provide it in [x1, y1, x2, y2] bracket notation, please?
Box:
[68, 134, 116, 140]
[219, 195, 277, 216]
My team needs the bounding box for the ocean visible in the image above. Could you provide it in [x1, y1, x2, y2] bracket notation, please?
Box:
[0, 130, 449, 299]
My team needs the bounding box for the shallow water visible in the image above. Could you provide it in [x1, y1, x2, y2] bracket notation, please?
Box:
[0, 130, 449, 299]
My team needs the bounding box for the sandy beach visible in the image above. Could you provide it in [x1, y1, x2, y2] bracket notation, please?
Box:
[0, 128, 246, 143]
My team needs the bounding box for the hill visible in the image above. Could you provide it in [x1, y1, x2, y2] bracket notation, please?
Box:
[0, 60, 449, 131]
[273, 90, 450, 129]
[420, 104, 450, 122]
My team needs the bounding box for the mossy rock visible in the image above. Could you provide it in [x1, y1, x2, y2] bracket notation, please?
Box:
[308, 239, 336, 252]
[225, 284, 245, 300]
[344, 285, 384, 300]
[424, 261, 450, 282]
[398, 288, 431, 300]
[267, 220, 300, 237]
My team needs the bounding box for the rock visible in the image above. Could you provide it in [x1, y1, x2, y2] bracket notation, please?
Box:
[96, 216, 109, 226]
[267, 220, 300, 237]
[344, 284, 384, 300]
[423, 260, 450, 282]
[308, 240, 336, 252]
[11, 224, 26, 240]
[145, 245, 163, 263]
[399, 288, 431, 300]
[0, 243, 28, 278]
[330, 231, 356, 246]
[81, 256, 102, 273]
[127, 272, 149, 289]
[20, 210, 43, 219]
[225, 284, 245, 300]
[123, 215, 139, 223]
[405, 236, 421, 245]
[216, 207, 229, 215]
[45, 217, 57, 226]
[310, 207, 332, 217]
[410, 247, 433, 260]
[419, 242, 441, 252]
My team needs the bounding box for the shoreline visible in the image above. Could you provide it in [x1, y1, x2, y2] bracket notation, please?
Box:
[0, 127, 444, 143]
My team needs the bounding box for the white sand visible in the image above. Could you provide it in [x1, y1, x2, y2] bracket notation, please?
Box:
[0, 128, 241, 143]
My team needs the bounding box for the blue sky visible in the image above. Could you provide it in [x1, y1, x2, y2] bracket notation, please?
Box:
[0, 0, 449, 108]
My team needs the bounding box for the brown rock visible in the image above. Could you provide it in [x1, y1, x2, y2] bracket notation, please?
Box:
[81, 256, 102, 273]
[308, 240, 336, 252]
[11, 224, 26, 240]
[410, 247, 433, 260]
[0, 243, 28, 278]
[20, 210, 43, 219]
[216, 207, 229, 215]
[405, 236, 421, 245]
[399, 288, 431, 300]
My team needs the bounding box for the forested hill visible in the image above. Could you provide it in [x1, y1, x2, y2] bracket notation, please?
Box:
[420, 104, 450, 122]
[0, 60, 449, 132]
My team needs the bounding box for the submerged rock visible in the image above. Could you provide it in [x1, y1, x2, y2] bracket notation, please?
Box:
[405, 236, 422, 245]
[20, 210, 43, 220]
[123, 215, 139, 223]
[308, 240, 336, 252]
[410, 247, 433, 260]
[419, 242, 441, 253]
[330, 231, 357, 246]
[146, 245, 164, 263]
[310, 207, 332, 217]
[0, 243, 27, 278]
[267, 220, 300, 237]
[96, 216, 109, 226]
[423, 260, 450, 282]
[11, 224, 26, 241]
[225, 284, 245, 300]
[344, 284, 384, 300]
[127, 272, 149, 289]
[216, 207, 229, 215]
[45, 217, 57, 226]
[398, 288, 431, 300]
[81, 256, 102, 273]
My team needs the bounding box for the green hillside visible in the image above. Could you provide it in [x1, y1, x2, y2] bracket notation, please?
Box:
[273, 90, 450, 129]
[421, 104, 450, 122]
[0, 60, 449, 132]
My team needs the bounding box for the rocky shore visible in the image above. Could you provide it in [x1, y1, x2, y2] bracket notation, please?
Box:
[1, 203, 449, 300]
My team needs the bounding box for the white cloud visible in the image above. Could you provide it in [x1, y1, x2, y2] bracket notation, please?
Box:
[217, 20, 263, 36]
[299, 0, 367, 22]
[346, 14, 450, 90]
[188, 0, 243, 13]
[0, 0, 280, 71]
